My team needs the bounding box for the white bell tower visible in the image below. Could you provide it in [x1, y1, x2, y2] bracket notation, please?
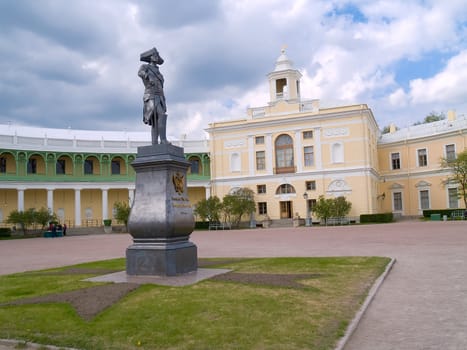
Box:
[267, 48, 302, 103]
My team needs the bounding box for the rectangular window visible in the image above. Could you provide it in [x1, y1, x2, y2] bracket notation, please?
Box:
[419, 190, 429, 209]
[256, 151, 265, 170]
[255, 136, 265, 145]
[448, 188, 458, 208]
[111, 160, 121, 175]
[257, 184, 266, 194]
[393, 192, 403, 211]
[56, 159, 66, 174]
[27, 159, 37, 174]
[306, 180, 316, 191]
[303, 130, 313, 139]
[445, 144, 456, 161]
[304, 146, 314, 166]
[258, 202, 267, 215]
[417, 149, 427, 167]
[0, 157, 6, 173]
[391, 152, 401, 170]
[84, 160, 93, 175]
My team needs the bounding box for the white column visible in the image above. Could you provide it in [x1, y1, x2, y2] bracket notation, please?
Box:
[102, 189, 108, 220]
[205, 185, 211, 199]
[248, 136, 255, 176]
[295, 130, 303, 172]
[17, 189, 24, 211]
[315, 128, 322, 170]
[74, 189, 81, 227]
[266, 133, 273, 175]
[47, 189, 54, 212]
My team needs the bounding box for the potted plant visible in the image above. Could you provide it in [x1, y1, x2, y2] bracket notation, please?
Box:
[103, 219, 112, 233]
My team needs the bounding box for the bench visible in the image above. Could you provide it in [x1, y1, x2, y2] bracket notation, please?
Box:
[208, 222, 232, 230]
[44, 230, 63, 238]
[451, 210, 467, 220]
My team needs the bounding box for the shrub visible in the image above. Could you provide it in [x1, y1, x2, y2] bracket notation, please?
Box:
[422, 209, 462, 218]
[103, 219, 112, 226]
[360, 213, 394, 223]
[0, 228, 11, 237]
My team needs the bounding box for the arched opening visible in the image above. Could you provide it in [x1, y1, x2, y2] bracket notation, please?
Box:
[111, 156, 126, 175]
[56, 155, 73, 175]
[0, 152, 16, 174]
[84, 156, 100, 175]
[188, 156, 202, 175]
[27, 154, 46, 175]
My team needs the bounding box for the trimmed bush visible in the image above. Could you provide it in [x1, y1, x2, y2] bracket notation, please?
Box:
[0, 228, 11, 237]
[422, 209, 463, 218]
[195, 221, 210, 230]
[360, 213, 393, 223]
[103, 219, 112, 226]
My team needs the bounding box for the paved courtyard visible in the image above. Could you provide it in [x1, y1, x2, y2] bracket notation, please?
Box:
[0, 220, 466, 350]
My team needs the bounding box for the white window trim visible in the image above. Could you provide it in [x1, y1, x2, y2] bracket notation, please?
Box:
[446, 186, 459, 209]
[392, 191, 403, 214]
[444, 143, 456, 159]
[416, 148, 428, 167]
[418, 189, 431, 212]
[389, 152, 401, 170]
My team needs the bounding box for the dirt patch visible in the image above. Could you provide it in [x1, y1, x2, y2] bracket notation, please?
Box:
[1, 264, 321, 321]
[3, 283, 140, 321]
[210, 272, 322, 289]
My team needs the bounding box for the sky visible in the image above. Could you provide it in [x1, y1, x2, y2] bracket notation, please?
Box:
[0, 0, 466, 140]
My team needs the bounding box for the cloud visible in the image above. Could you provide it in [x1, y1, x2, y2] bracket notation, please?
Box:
[408, 50, 467, 104]
[0, 0, 466, 137]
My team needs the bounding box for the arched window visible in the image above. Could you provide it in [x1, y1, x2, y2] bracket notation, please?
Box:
[276, 184, 296, 194]
[188, 156, 201, 175]
[275, 134, 294, 173]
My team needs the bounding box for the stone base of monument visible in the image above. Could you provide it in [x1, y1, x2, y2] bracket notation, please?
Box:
[126, 143, 198, 276]
[126, 238, 197, 276]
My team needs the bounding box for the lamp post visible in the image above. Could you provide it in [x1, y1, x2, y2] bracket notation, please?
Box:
[303, 192, 312, 227]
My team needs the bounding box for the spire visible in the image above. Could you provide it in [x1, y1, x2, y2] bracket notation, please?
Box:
[274, 47, 294, 72]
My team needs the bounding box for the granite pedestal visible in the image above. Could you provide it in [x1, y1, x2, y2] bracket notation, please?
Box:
[126, 144, 197, 276]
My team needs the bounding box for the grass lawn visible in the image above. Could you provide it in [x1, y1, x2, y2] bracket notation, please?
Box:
[0, 257, 390, 350]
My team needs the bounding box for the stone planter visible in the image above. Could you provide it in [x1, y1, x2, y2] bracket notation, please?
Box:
[103, 225, 112, 233]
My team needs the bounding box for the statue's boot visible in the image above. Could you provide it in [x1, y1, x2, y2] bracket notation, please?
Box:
[158, 114, 170, 144]
[152, 120, 159, 145]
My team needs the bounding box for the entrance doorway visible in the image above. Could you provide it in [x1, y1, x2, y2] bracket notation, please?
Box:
[279, 201, 293, 219]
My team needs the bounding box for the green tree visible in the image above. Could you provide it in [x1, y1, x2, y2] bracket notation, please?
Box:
[114, 201, 131, 229]
[193, 196, 223, 223]
[441, 149, 467, 208]
[221, 188, 256, 228]
[6, 207, 56, 234]
[333, 196, 352, 217]
[413, 111, 445, 125]
[34, 207, 57, 229]
[313, 196, 352, 222]
[312, 196, 334, 222]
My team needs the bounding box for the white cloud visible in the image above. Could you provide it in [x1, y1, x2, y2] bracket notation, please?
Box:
[409, 50, 467, 104]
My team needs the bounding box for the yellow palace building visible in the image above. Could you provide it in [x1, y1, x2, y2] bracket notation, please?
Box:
[0, 50, 466, 227]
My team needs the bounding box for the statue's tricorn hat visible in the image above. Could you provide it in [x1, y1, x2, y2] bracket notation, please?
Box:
[140, 47, 164, 64]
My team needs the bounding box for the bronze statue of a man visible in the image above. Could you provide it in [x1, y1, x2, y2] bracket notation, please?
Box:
[138, 47, 169, 145]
